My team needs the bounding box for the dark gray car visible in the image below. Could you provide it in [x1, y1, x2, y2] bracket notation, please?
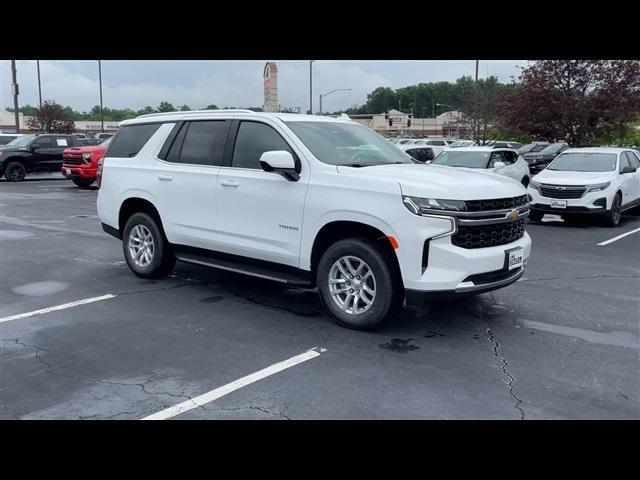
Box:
[523, 142, 569, 174]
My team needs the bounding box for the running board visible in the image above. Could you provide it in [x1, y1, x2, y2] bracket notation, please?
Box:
[175, 253, 313, 287]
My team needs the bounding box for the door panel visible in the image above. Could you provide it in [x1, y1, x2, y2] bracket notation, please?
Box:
[215, 120, 309, 267]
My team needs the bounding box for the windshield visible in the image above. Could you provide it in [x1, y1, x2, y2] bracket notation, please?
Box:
[449, 140, 474, 148]
[5, 135, 35, 147]
[431, 150, 490, 168]
[100, 137, 112, 147]
[285, 121, 415, 167]
[540, 143, 566, 154]
[547, 152, 617, 172]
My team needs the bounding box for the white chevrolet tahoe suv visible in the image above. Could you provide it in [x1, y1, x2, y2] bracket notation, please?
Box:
[97, 110, 532, 329]
[528, 147, 640, 226]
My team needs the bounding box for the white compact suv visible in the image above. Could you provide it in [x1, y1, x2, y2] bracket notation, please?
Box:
[528, 148, 640, 226]
[97, 110, 532, 329]
[430, 146, 532, 186]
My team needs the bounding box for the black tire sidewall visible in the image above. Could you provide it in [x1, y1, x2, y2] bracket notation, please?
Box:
[317, 238, 395, 330]
[5, 162, 26, 182]
[72, 178, 94, 188]
[605, 195, 622, 227]
[122, 212, 171, 278]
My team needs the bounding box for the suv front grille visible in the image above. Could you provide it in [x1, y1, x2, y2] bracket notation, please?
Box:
[465, 194, 528, 212]
[63, 157, 83, 165]
[540, 184, 586, 199]
[452, 218, 526, 249]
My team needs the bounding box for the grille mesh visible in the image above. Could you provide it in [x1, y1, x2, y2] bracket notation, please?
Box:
[452, 219, 526, 249]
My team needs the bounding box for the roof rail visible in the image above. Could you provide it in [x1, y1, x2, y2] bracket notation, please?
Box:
[135, 109, 257, 119]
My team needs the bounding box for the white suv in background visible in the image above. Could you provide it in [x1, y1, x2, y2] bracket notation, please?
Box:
[430, 147, 532, 186]
[528, 148, 640, 226]
[97, 110, 532, 329]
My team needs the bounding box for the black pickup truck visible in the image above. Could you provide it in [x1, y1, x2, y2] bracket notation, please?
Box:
[0, 133, 80, 182]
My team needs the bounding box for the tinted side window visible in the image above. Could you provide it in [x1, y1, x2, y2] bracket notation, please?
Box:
[178, 121, 228, 166]
[54, 137, 71, 147]
[33, 137, 54, 148]
[107, 123, 162, 158]
[624, 151, 640, 168]
[619, 153, 631, 172]
[231, 121, 293, 169]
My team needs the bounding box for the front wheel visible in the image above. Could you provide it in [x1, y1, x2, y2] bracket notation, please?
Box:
[72, 178, 94, 188]
[317, 238, 400, 330]
[122, 212, 175, 278]
[604, 194, 622, 227]
[4, 162, 27, 182]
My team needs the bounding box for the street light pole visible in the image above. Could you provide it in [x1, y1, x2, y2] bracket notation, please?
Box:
[318, 88, 351, 116]
[309, 60, 314, 114]
[37, 60, 42, 109]
[11, 60, 20, 133]
[98, 60, 104, 133]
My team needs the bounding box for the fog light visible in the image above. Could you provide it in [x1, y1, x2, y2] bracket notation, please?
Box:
[593, 198, 607, 208]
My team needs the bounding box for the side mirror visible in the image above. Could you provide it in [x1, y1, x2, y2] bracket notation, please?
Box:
[621, 166, 637, 174]
[493, 161, 506, 169]
[259, 150, 299, 181]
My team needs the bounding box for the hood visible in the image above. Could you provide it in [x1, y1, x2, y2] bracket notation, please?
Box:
[532, 169, 614, 185]
[63, 145, 106, 155]
[336, 163, 526, 199]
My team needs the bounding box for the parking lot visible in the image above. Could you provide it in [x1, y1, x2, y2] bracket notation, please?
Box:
[1, 174, 638, 420]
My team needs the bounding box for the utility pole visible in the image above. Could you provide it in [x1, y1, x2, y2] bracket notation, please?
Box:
[474, 60, 480, 143]
[98, 60, 104, 133]
[11, 60, 20, 133]
[37, 60, 43, 109]
[432, 97, 435, 118]
[309, 60, 314, 114]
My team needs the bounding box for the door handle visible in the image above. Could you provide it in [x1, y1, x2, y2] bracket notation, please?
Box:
[220, 180, 239, 187]
[158, 175, 173, 181]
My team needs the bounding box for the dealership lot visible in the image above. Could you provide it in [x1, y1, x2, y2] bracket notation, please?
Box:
[1, 175, 638, 419]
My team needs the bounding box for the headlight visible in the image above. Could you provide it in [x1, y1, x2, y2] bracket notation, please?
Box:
[528, 180, 541, 192]
[403, 196, 466, 215]
[82, 153, 92, 164]
[585, 182, 610, 193]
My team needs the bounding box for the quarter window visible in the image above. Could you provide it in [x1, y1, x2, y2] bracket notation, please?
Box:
[231, 121, 293, 170]
[107, 123, 162, 158]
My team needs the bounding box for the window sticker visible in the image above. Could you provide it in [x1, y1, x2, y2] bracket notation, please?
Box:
[56, 139, 68, 146]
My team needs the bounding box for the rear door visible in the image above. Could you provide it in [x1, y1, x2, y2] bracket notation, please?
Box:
[153, 120, 229, 250]
[30, 136, 56, 171]
[215, 118, 309, 267]
[620, 151, 640, 206]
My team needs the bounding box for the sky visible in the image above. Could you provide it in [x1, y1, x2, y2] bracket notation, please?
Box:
[0, 60, 526, 114]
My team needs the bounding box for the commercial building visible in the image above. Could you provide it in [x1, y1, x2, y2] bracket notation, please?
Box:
[348, 109, 470, 138]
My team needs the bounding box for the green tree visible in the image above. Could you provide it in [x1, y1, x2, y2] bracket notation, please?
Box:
[157, 101, 175, 112]
[205, 104, 219, 110]
[26, 100, 75, 133]
[178, 104, 191, 111]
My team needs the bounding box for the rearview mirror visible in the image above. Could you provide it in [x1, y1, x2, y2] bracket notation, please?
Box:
[621, 166, 637, 174]
[259, 150, 299, 181]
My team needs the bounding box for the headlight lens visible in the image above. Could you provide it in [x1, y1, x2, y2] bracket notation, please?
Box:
[528, 180, 541, 192]
[403, 196, 466, 215]
[82, 152, 92, 164]
[585, 182, 610, 193]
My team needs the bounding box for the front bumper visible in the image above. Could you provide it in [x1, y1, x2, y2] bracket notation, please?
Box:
[61, 164, 97, 180]
[406, 265, 525, 304]
[527, 186, 610, 213]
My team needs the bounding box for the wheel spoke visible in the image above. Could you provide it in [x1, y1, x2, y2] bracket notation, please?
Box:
[336, 260, 351, 278]
[344, 257, 358, 275]
[359, 294, 372, 306]
[329, 278, 346, 284]
[331, 287, 349, 296]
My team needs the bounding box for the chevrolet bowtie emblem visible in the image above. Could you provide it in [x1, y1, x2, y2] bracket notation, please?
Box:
[507, 210, 519, 221]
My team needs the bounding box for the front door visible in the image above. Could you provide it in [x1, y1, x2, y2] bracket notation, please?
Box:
[215, 119, 309, 267]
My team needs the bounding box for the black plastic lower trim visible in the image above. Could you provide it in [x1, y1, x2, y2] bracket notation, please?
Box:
[102, 222, 121, 239]
[530, 204, 605, 214]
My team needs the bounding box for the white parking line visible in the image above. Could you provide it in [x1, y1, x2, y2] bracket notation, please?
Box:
[597, 227, 640, 246]
[0, 294, 116, 324]
[143, 348, 325, 420]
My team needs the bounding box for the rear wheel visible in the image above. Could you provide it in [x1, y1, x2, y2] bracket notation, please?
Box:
[4, 162, 27, 182]
[122, 212, 175, 278]
[72, 178, 94, 188]
[317, 237, 400, 330]
[604, 194, 622, 227]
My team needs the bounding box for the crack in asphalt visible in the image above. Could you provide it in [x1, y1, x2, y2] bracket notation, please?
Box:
[519, 274, 639, 283]
[0, 338, 194, 409]
[201, 404, 292, 420]
[479, 295, 526, 420]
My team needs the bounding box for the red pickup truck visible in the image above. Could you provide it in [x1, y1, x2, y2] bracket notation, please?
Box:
[61, 138, 111, 188]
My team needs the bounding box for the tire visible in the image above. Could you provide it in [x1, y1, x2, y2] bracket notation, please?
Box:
[604, 193, 622, 227]
[122, 212, 175, 278]
[521, 177, 530, 188]
[528, 210, 543, 222]
[72, 178, 94, 188]
[316, 237, 400, 330]
[4, 162, 27, 182]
